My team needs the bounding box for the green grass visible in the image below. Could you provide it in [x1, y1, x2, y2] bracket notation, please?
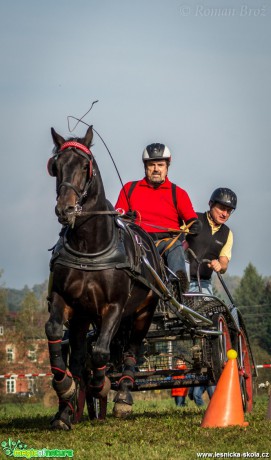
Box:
[1, 396, 271, 460]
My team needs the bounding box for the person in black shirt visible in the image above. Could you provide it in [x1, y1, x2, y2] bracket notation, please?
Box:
[186, 187, 237, 294]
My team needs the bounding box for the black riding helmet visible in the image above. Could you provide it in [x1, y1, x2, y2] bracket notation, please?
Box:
[142, 143, 171, 163]
[209, 188, 237, 210]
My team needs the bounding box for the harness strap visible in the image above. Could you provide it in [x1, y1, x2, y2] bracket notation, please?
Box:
[171, 183, 178, 209]
[115, 263, 170, 301]
[127, 181, 138, 206]
[156, 234, 182, 256]
[122, 222, 141, 268]
[155, 220, 197, 256]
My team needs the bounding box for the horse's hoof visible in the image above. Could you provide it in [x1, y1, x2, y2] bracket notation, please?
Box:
[113, 402, 133, 418]
[50, 419, 71, 431]
[98, 376, 111, 398]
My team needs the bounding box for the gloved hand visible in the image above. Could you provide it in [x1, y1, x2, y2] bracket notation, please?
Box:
[122, 210, 137, 221]
[186, 219, 202, 236]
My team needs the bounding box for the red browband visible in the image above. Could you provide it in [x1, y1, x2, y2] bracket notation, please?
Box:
[60, 141, 91, 155]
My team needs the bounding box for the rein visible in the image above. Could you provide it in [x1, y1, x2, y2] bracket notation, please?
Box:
[121, 216, 196, 235]
[151, 220, 196, 256]
[73, 210, 120, 217]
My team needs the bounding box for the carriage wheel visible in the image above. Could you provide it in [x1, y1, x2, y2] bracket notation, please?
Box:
[237, 328, 254, 413]
[86, 394, 107, 420]
[210, 313, 232, 383]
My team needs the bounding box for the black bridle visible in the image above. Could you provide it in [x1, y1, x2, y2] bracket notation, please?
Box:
[53, 141, 119, 220]
[55, 142, 95, 213]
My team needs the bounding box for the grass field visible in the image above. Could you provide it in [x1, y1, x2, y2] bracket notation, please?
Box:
[1, 395, 271, 460]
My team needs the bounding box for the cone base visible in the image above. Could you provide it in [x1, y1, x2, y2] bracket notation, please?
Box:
[201, 421, 249, 428]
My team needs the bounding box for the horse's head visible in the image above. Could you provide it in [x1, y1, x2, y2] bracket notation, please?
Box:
[48, 125, 95, 225]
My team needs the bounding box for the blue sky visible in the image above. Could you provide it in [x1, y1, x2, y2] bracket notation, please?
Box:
[0, 0, 270, 288]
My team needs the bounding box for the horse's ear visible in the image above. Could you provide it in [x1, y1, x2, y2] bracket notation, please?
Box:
[51, 127, 65, 149]
[83, 125, 93, 148]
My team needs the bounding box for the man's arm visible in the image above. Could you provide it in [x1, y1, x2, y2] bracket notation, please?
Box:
[209, 256, 229, 274]
[115, 183, 131, 212]
[175, 187, 198, 222]
[208, 230, 233, 274]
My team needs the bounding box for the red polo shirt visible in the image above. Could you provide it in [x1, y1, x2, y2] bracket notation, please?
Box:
[115, 177, 197, 233]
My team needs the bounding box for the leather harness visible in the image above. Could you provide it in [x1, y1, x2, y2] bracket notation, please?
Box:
[49, 218, 169, 301]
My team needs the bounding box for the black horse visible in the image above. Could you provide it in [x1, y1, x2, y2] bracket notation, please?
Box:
[46, 125, 163, 429]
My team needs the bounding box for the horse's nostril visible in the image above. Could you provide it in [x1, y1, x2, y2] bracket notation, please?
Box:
[55, 204, 74, 217]
[65, 206, 75, 215]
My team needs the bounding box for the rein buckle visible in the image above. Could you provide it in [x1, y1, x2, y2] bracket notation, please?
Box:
[74, 204, 82, 216]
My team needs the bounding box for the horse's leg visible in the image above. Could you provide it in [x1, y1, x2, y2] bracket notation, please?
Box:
[85, 304, 126, 419]
[85, 329, 112, 421]
[88, 304, 125, 392]
[45, 293, 75, 430]
[68, 319, 90, 423]
[112, 351, 136, 418]
[113, 294, 158, 418]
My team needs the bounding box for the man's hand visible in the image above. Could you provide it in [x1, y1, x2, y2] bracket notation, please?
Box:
[187, 219, 202, 236]
[208, 259, 222, 273]
[122, 210, 137, 221]
[209, 256, 229, 274]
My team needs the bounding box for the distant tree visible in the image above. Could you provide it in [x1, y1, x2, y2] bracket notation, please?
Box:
[32, 280, 48, 302]
[258, 278, 271, 353]
[234, 263, 265, 307]
[7, 285, 30, 312]
[234, 264, 271, 354]
[16, 291, 43, 339]
[7, 281, 48, 312]
[212, 273, 240, 304]
[0, 269, 8, 320]
[263, 278, 271, 305]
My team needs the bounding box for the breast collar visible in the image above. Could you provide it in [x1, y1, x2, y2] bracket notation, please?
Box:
[51, 221, 128, 271]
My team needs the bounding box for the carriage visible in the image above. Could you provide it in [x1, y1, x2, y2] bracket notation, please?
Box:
[46, 125, 257, 429]
[82, 253, 257, 419]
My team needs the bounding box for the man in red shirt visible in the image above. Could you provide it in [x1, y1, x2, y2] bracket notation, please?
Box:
[115, 143, 202, 292]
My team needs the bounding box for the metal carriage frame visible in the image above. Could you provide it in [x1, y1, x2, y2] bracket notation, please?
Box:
[83, 260, 257, 419]
[109, 292, 256, 403]
[62, 252, 257, 420]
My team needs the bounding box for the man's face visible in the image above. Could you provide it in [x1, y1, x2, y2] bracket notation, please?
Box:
[210, 202, 233, 225]
[145, 160, 168, 185]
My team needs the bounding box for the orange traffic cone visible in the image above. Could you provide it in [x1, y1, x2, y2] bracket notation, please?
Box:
[201, 349, 249, 428]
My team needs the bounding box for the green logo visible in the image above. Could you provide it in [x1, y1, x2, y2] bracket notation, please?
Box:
[1, 440, 28, 457]
[1, 439, 74, 458]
